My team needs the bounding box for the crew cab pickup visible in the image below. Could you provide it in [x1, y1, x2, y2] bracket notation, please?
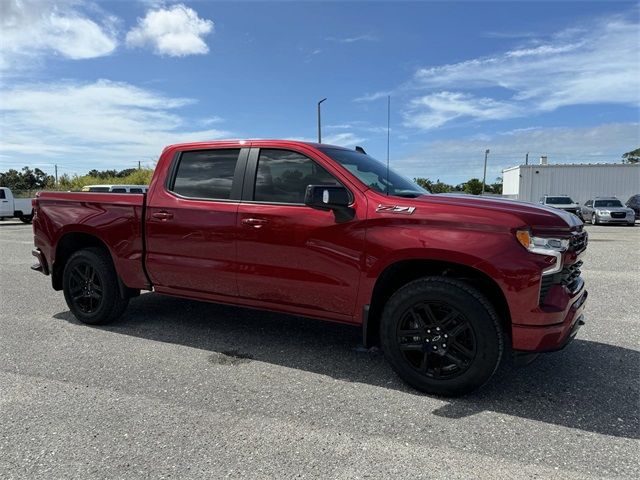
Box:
[1, 187, 34, 223]
[31, 140, 588, 396]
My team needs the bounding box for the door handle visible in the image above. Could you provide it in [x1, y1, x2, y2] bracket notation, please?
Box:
[152, 211, 173, 220]
[241, 218, 268, 228]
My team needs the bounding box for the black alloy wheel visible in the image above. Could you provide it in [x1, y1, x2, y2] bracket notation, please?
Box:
[396, 301, 476, 380]
[380, 277, 503, 396]
[68, 262, 104, 314]
[62, 247, 129, 325]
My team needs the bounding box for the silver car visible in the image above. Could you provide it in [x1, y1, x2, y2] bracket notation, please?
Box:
[539, 195, 582, 218]
[581, 197, 635, 226]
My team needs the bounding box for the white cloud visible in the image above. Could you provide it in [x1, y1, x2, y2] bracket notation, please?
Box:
[0, 80, 230, 172]
[404, 14, 640, 129]
[327, 34, 377, 44]
[0, 0, 118, 72]
[354, 91, 391, 103]
[395, 123, 639, 182]
[286, 132, 366, 147]
[126, 4, 214, 57]
[404, 91, 520, 129]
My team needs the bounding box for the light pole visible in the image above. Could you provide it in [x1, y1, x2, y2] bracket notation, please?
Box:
[317, 98, 327, 143]
[481, 149, 490, 195]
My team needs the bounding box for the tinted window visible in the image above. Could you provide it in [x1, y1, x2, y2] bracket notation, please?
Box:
[88, 187, 110, 192]
[254, 149, 340, 204]
[585, 200, 593, 207]
[111, 188, 126, 193]
[546, 196, 573, 204]
[0, 190, 5, 199]
[594, 199, 623, 208]
[319, 147, 427, 197]
[129, 188, 143, 194]
[172, 149, 240, 199]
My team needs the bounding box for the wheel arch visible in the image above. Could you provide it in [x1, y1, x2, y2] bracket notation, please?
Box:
[364, 258, 511, 348]
[52, 231, 113, 291]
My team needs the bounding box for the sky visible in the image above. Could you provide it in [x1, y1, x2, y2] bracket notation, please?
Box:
[0, 0, 638, 184]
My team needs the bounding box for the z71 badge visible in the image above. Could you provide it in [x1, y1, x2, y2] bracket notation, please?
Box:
[376, 204, 416, 214]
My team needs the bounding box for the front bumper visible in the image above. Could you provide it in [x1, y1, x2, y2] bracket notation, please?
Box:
[512, 288, 587, 352]
[596, 213, 634, 223]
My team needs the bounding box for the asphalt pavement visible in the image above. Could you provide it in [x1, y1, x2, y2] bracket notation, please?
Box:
[1, 220, 638, 479]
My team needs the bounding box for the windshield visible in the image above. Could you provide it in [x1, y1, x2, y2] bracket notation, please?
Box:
[594, 199, 623, 208]
[546, 196, 574, 204]
[319, 147, 428, 197]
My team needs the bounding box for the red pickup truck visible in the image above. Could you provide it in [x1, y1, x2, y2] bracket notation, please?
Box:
[31, 140, 588, 396]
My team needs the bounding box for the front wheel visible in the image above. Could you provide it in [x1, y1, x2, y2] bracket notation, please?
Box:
[19, 214, 33, 224]
[380, 277, 503, 396]
[591, 214, 598, 225]
[62, 247, 129, 325]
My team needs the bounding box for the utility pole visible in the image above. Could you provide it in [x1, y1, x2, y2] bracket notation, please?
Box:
[138, 160, 141, 170]
[54, 164, 58, 187]
[481, 149, 490, 195]
[525, 152, 529, 165]
[317, 98, 327, 143]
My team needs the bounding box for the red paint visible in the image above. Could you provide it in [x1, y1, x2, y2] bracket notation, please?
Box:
[32, 140, 588, 353]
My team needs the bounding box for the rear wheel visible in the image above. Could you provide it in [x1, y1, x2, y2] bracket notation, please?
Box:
[380, 277, 503, 396]
[19, 214, 33, 224]
[62, 247, 129, 325]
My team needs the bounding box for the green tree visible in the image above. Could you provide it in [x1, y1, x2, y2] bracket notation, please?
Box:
[414, 177, 454, 193]
[622, 148, 639, 164]
[459, 178, 484, 195]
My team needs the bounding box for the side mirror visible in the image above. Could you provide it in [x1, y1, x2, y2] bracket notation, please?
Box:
[304, 185, 354, 222]
[304, 185, 351, 209]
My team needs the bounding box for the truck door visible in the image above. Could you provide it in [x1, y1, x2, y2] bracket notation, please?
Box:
[235, 147, 366, 317]
[0, 189, 12, 217]
[145, 147, 248, 298]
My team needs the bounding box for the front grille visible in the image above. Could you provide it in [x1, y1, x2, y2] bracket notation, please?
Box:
[569, 231, 588, 253]
[539, 261, 583, 305]
[611, 212, 626, 219]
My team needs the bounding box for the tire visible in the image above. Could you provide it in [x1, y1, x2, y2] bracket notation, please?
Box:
[591, 214, 598, 225]
[19, 215, 33, 224]
[380, 277, 503, 397]
[62, 247, 129, 325]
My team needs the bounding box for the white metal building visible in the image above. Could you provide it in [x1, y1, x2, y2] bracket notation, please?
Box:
[502, 162, 640, 205]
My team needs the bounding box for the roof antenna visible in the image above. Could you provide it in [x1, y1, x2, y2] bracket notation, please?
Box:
[386, 95, 390, 196]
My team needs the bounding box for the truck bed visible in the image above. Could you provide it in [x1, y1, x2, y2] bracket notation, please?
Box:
[33, 191, 149, 290]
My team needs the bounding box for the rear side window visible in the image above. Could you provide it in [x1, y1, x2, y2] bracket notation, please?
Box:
[172, 149, 240, 200]
[254, 149, 339, 204]
[111, 187, 126, 193]
[129, 188, 143, 194]
[0, 190, 5, 199]
[89, 187, 110, 192]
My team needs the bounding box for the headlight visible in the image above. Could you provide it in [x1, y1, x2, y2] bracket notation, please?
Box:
[516, 229, 569, 275]
[596, 209, 610, 215]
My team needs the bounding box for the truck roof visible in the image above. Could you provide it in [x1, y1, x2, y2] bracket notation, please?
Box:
[163, 139, 353, 151]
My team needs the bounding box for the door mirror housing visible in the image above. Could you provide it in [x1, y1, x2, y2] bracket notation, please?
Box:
[304, 185, 354, 222]
[304, 185, 351, 210]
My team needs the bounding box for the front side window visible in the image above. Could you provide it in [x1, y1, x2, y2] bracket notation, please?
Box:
[172, 149, 240, 200]
[319, 147, 428, 198]
[0, 190, 5, 199]
[111, 187, 126, 193]
[254, 149, 340, 204]
[585, 200, 593, 207]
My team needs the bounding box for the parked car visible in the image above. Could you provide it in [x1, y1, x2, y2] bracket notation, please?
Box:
[31, 140, 588, 396]
[81, 185, 148, 193]
[0, 187, 34, 223]
[539, 195, 582, 219]
[581, 197, 635, 226]
[625, 194, 640, 220]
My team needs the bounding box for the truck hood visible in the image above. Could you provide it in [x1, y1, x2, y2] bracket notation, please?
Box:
[410, 194, 582, 233]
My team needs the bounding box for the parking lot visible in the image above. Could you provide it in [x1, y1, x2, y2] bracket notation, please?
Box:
[0, 220, 638, 479]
